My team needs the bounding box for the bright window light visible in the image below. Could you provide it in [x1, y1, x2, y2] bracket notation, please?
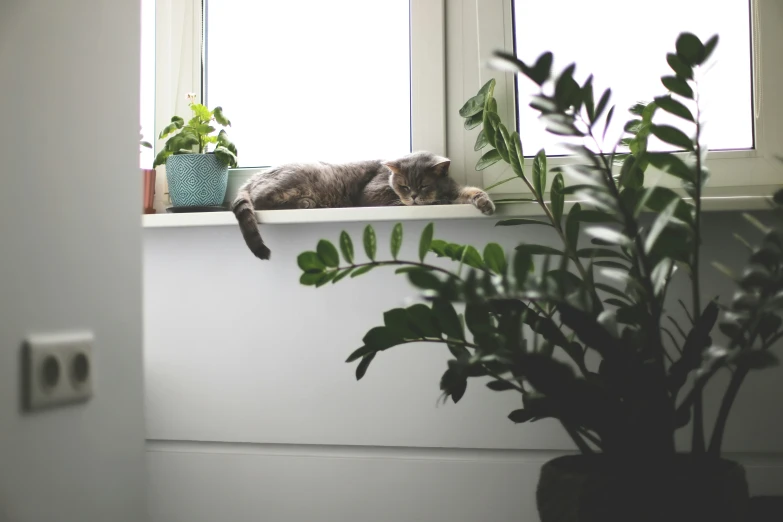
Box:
[140, 0, 155, 169]
[513, 0, 753, 156]
[205, 0, 412, 167]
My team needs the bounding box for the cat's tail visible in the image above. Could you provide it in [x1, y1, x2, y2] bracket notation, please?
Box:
[231, 189, 271, 260]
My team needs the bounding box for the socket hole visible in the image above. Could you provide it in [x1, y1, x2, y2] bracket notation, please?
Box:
[71, 353, 90, 385]
[41, 355, 60, 390]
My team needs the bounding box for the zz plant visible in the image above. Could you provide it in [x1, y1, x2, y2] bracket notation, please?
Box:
[296, 33, 782, 462]
[153, 94, 238, 169]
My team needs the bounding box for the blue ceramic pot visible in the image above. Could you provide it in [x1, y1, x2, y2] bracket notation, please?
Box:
[166, 153, 229, 207]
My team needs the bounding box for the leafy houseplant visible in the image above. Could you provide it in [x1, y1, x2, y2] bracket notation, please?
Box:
[296, 33, 782, 522]
[154, 94, 238, 208]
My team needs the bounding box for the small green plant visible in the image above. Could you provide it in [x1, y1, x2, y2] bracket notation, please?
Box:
[140, 127, 152, 151]
[153, 93, 238, 168]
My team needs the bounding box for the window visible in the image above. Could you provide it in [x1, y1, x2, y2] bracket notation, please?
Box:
[460, 0, 783, 199]
[513, 0, 753, 156]
[206, 0, 412, 167]
[153, 0, 445, 172]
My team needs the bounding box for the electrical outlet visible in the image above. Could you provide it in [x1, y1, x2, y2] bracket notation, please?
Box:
[22, 331, 94, 412]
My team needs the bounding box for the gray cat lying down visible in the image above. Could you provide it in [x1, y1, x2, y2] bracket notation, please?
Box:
[231, 151, 495, 260]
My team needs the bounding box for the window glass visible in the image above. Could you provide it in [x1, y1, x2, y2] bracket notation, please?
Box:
[513, 0, 753, 155]
[205, 0, 412, 167]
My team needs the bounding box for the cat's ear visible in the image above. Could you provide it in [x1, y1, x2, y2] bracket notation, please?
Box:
[383, 160, 401, 175]
[432, 156, 451, 177]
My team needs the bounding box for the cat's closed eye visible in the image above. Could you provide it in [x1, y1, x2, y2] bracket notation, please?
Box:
[400, 185, 410, 191]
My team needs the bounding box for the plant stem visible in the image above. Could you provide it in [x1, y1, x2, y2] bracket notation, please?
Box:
[707, 366, 748, 456]
[692, 82, 705, 455]
[562, 421, 594, 454]
[337, 260, 461, 279]
[484, 176, 518, 192]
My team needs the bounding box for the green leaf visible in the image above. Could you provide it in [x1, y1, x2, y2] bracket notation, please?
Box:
[316, 240, 340, 267]
[576, 210, 616, 223]
[594, 282, 632, 301]
[516, 244, 564, 256]
[339, 231, 354, 264]
[577, 248, 626, 259]
[419, 223, 434, 262]
[495, 218, 551, 227]
[482, 110, 500, 148]
[498, 124, 514, 163]
[214, 146, 237, 168]
[440, 368, 467, 403]
[565, 203, 581, 253]
[487, 380, 516, 391]
[459, 245, 484, 270]
[464, 111, 483, 130]
[459, 92, 486, 118]
[384, 308, 419, 340]
[483, 243, 507, 274]
[346, 345, 374, 363]
[666, 53, 693, 80]
[408, 269, 441, 290]
[476, 149, 502, 171]
[299, 272, 324, 286]
[390, 223, 403, 260]
[514, 250, 532, 286]
[650, 124, 694, 151]
[465, 303, 493, 336]
[433, 300, 463, 340]
[474, 129, 489, 151]
[550, 173, 565, 224]
[363, 225, 377, 261]
[406, 304, 441, 338]
[508, 409, 535, 423]
[594, 88, 611, 123]
[661, 76, 694, 99]
[647, 152, 695, 183]
[533, 150, 547, 199]
[152, 149, 172, 168]
[332, 268, 353, 283]
[479, 78, 497, 96]
[350, 265, 374, 278]
[212, 106, 231, 126]
[702, 35, 719, 64]
[676, 32, 705, 66]
[297, 251, 325, 272]
[315, 271, 336, 287]
[586, 227, 631, 247]
[355, 352, 376, 380]
[362, 326, 404, 351]
[654, 96, 694, 122]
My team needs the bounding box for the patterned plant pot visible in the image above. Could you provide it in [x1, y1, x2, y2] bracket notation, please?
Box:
[536, 455, 749, 522]
[165, 153, 229, 207]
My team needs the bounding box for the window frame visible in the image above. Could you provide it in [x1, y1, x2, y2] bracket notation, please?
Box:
[448, 0, 783, 203]
[153, 0, 451, 181]
[152, 0, 782, 211]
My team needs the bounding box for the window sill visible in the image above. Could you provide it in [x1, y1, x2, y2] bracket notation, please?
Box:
[141, 187, 775, 229]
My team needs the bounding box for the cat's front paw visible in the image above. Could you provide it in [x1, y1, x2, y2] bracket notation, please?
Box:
[473, 192, 495, 215]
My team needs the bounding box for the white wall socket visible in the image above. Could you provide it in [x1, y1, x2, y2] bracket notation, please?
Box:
[22, 331, 94, 412]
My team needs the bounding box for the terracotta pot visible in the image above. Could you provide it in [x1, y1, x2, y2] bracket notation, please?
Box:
[142, 168, 156, 214]
[536, 455, 749, 522]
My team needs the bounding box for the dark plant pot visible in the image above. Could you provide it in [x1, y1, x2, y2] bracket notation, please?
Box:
[165, 153, 228, 207]
[536, 455, 749, 522]
[142, 168, 156, 214]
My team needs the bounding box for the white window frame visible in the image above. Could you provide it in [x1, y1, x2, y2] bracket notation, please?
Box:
[447, 0, 783, 205]
[153, 0, 451, 181]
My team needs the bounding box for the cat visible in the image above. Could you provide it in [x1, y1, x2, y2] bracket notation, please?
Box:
[231, 151, 495, 260]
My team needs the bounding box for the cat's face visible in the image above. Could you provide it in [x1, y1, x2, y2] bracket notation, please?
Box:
[384, 152, 451, 206]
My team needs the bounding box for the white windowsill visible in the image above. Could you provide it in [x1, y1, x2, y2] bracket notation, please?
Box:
[141, 187, 776, 229]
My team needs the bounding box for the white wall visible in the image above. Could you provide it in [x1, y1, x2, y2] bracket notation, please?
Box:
[144, 212, 783, 522]
[0, 1, 147, 521]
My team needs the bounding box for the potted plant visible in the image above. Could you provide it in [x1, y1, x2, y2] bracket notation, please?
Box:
[153, 93, 238, 208]
[294, 33, 782, 522]
[140, 130, 155, 214]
